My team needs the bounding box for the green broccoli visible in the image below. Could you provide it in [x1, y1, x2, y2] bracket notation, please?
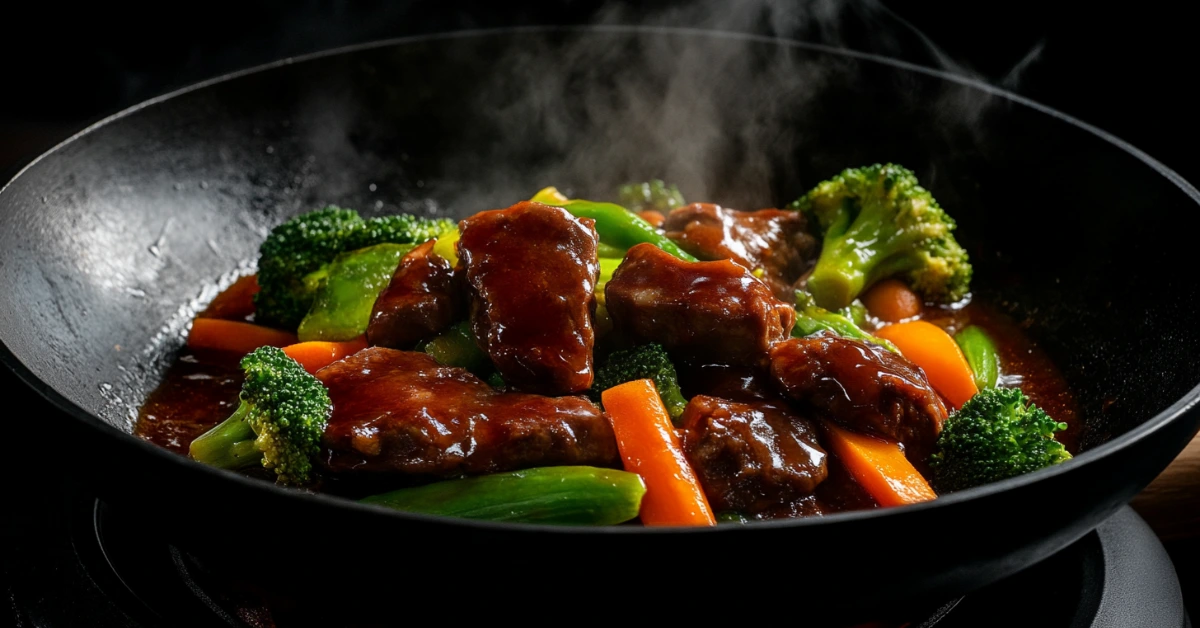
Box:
[591, 343, 688, 422]
[930, 386, 1072, 493]
[793, 290, 899, 353]
[254, 207, 362, 329]
[791, 163, 972, 311]
[253, 207, 454, 329]
[344, 213, 455, 251]
[618, 180, 686, 214]
[188, 346, 332, 486]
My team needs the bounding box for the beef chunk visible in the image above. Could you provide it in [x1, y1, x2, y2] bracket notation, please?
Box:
[681, 395, 828, 517]
[317, 348, 618, 476]
[769, 334, 947, 458]
[605, 243, 795, 366]
[367, 240, 463, 349]
[663, 203, 818, 300]
[678, 363, 780, 403]
[458, 201, 599, 395]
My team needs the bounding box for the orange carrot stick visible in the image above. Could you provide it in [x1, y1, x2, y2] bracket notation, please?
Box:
[187, 318, 297, 355]
[283, 337, 369, 374]
[875, 320, 978, 409]
[824, 423, 936, 507]
[601, 379, 716, 527]
[861, 278, 922, 323]
[198, 274, 260, 321]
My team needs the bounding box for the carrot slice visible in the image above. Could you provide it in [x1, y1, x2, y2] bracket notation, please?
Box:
[861, 278, 922, 323]
[198, 274, 260, 321]
[875, 320, 978, 409]
[601, 379, 716, 527]
[283, 337, 369, 374]
[824, 423, 936, 507]
[187, 318, 297, 355]
[638, 210, 666, 228]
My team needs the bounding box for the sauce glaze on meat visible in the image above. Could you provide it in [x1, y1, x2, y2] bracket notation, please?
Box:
[605, 242, 795, 367]
[770, 333, 948, 460]
[367, 240, 463, 349]
[663, 203, 819, 300]
[317, 347, 618, 476]
[681, 395, 828, 518]
[458, 201, 599, 395]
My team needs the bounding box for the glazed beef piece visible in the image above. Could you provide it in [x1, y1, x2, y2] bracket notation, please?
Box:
[663, 203, 818, 300]
[769, 333, 947, 458]
[678, 363, 779, 403]
[367, 240, 463, 349]
[458, 201, 599, 395]
[680, 395, 828, 517]
[605, 243, 795, 366]
[317, 348, 618, 476]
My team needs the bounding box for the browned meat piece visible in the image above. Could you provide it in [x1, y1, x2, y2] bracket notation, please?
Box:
[678, 363, 780, 403]
[367, 240, 463, 349]
[605, 243, 795, 366]
[680, 395, 828, 517]
[316, 347, 618, 476]
[769, 334, 947, 458]
[663, 203, 818, 300]
[458, 201, 599, 395]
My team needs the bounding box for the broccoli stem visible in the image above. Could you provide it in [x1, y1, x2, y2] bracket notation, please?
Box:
[360, 466, 646, 525]
[188, 403, 263, 470]
[808, 241, 919, 313]
[656, 386, 690, 424]
[793, 291, 900, 353]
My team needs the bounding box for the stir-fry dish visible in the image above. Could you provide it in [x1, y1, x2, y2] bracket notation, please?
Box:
[137, 163, 1076, 526]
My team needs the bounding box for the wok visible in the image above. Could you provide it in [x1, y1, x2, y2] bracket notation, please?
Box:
[2, 26, 1199, 623]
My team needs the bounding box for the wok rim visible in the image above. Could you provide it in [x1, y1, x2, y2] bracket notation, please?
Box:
[2, 24, 1199, 534]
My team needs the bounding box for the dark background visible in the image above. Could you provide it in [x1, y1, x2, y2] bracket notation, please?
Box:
[3, 0, 1198, 619]
[4, 1, 1196, 186]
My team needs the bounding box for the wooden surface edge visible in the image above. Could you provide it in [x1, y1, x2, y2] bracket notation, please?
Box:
[1132, 434, 1200, 540]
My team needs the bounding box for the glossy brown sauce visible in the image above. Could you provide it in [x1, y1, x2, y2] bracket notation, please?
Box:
[606, 242, 795, 366]
[317, 347, 618, 477]
[137, 349, 243, 455]
[919, 301, 1080, 453]
[459, 202, 600, 395]
[136, 292, 1079, 515]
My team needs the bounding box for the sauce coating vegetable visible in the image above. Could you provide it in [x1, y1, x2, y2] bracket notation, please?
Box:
[136, 165, 1078, 524]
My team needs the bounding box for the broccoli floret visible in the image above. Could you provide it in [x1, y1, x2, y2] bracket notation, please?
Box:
[791, 163, 972, 311]
[618, 180, 686, 213]
[591, 344, 688, 422]
[793, 290, 899, 353]
[930, 387, 1072, 493]
[253, 207, 455, 329]
[254, 207, 362, 329]
[188, 346, 332, 485]
[345, 214, 455, 251]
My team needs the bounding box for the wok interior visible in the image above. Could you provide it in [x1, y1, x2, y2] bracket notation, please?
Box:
[2, 30, 1197, 452]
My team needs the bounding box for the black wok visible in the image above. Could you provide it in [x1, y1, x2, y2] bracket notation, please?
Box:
[2, 27, 1199, 623]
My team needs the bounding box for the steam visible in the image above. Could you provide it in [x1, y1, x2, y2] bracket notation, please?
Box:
[285, 0, 1050, 218]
